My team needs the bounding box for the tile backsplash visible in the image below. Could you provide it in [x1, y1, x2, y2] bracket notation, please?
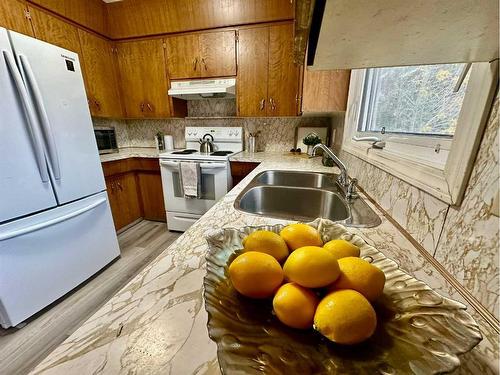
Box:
[93, 115, 332, 152]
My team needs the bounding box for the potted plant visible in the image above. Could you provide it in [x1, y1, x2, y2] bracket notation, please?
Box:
[303, 133, 322, 156]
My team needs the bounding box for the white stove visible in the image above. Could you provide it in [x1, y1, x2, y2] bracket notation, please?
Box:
[159, 127, 243, 231]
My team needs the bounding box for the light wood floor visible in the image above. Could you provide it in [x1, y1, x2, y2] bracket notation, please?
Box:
[0, 220, 180, 375]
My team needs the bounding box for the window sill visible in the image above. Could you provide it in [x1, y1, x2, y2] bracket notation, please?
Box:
[342, 140, 452, 203]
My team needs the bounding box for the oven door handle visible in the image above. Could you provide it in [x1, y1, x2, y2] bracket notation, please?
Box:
[199, 162, 226, 170]
[160, 161, 226, 170]
[160, 161, 180, 169]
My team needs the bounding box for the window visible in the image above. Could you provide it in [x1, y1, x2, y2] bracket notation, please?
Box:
[343, 61, 497, 205]
[359, 64, 469, 136]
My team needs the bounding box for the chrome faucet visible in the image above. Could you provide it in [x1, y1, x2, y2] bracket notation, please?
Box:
[311, 143, 349, 186]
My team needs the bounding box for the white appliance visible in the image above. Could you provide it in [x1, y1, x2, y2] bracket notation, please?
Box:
[0, 28, 120, 328]
[167, 78, 236, 100]
[159, 127, 243, 231]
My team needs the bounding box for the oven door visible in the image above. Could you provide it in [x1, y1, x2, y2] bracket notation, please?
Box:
[159, 159, 229, 215]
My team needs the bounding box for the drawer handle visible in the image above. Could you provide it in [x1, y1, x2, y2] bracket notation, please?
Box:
[0, 198, 107, 241]
[193, 57, 198, 71]
[259, 98, 265, 111]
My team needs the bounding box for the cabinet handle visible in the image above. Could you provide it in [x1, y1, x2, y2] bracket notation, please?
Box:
[94, 99, 101, 111]
[117, 182, 123, 191]
[140, 102, 145, 112]
[193, 57, 198, 71]
[201, 58, 207, 71]
[146, 102, 153, 112]
[269, 97, 276, 111]
[259, 98, 265, 111]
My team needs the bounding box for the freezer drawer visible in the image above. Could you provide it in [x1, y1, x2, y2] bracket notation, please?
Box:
[0, 192, 120, 328]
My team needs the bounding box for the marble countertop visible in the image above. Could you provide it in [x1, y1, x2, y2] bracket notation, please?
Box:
[230, 150, 308, 163]
[31, 155, 499, 375]
[99, 147, 160, 162]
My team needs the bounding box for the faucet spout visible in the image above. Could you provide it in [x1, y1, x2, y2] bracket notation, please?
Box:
[312, 143, 348, 186]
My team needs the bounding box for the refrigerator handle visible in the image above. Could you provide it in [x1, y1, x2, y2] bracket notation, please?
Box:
[2, 50, 50, 183]
[18, 54, 61, 181]
[0, 197, 107, 241]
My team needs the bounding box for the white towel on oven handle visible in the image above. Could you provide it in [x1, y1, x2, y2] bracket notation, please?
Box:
[179, 162, 201, 198]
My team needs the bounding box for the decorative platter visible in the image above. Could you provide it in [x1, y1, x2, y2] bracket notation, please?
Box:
[203, 219, 482, 374]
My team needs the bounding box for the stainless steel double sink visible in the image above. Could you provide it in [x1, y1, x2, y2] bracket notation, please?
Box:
[234, 170, 381, 227]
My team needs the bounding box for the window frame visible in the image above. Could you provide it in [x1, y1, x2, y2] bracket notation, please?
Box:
[342, 61, 498, 205]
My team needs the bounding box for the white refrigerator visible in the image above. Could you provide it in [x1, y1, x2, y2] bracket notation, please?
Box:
[0, 28, 120, 328]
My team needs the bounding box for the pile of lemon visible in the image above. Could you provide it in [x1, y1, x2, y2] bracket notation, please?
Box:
[228, 223, 385, 345]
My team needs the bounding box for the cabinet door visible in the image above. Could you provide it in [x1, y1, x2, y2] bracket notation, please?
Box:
[116, 172, 142, 229]
[105, 177, 122, 230]
[165, 33, 200, 79]
[0, 0, 32, 36]
[267, 23, 300, 116]
[29, 7, 82, 55]
[137, 172, 165, 221]
[116, 39, 171, 118]
[302, 69, 351, 112]
[78, 29, 123, 118]
[237, 27, 269, 117]
[199, 30, 236, 78]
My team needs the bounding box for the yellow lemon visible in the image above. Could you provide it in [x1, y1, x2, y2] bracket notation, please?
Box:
[283, 246, 340, 288]
[323, 239, 360, 259]
[314, 289, 377, 345]
[273, 282, 319, 329]
[228, 251, 283, 298]
[242, 230, 289, 262]
[330, 257, 386, 301]
[280, 223, 323, 251]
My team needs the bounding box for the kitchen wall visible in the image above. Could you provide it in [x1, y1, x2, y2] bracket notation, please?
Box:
[340, 90, 500, 319]
[93, 99, 333, 152]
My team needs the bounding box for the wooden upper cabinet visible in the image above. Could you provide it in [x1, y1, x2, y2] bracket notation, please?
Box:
[237, 27, 269, 117]
[0, 0, 33, 36]
[165, 33, 200, 79]
[237, 23, 300, 117]
[301, 69, 351, 113]
[28, 0, 107, 36]
[199, 31, 236, 78]
[29, 7, 82, 55]
[267, 23, 300, 116]
[106, 0, 294, 39]
[116, 38, 185, 118]
[78, 29, 122, 118]
[166, 30, 236, 79]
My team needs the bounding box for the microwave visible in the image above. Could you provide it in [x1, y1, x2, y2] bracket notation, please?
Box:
[94, 127, 118, 154]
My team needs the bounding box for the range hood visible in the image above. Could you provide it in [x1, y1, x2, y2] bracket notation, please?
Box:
[168, 78, 236, 100]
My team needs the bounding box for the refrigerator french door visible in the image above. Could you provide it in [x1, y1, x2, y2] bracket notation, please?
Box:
[0, 28, 120, 328]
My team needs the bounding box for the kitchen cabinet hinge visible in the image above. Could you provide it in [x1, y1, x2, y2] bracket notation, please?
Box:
[162, 42, 166, 49]
[235, 31, 239, 42]
[24, 9, 31, 20]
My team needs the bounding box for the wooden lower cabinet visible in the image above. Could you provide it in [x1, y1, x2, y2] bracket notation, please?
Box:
[102, 158, 166, 231]
[106, 172, 142, 231]
[230, 161, 260, 187]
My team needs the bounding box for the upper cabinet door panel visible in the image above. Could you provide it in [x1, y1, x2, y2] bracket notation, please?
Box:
[29, 7, 82, 55]
[78, 30, 122, 118]
[165, 33, 200, 79]
[267, 23, 299, 116]
[28, 0, 107, 35]
[199, 31, 236, 78]
[302, 69, 351, 113]
[0, 0, 33, 36]
[237, 27, 269, 117]
[106, 0, 294, 39]
[116, 39, 170, 118]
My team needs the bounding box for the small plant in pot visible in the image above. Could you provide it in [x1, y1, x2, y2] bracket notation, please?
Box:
[303, 133, 322, 156]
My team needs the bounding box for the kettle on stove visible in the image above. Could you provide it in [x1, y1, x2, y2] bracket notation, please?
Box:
[198, 133, 215, 154]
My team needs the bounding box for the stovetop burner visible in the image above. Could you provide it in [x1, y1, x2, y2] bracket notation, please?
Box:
[210, 151, 233, 156]
[171, 149, 198, 155]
